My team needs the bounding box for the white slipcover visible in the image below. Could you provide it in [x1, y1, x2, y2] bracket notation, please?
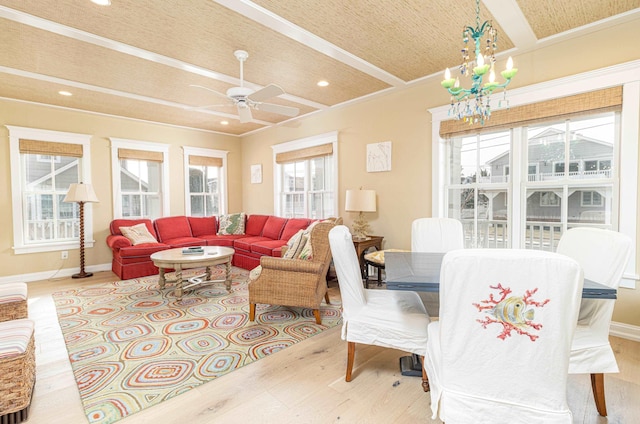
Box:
[424, 249, 583, 423]
[556, 227, 632, 374]
[411, 217, 464, 252]
[328, 226, 429, 355]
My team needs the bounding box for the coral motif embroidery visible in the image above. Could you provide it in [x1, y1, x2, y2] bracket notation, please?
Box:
[473, 283, 550, 341]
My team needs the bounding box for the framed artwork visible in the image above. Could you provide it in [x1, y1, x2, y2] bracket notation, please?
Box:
[367, 141, 392, 172]
[251, 164, 262, 184]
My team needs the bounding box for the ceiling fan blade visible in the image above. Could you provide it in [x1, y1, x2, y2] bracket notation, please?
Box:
[248, 84, 285, 102]
[238, 104, 253, 123]
[189, 84, 229, 99]
[255, 102, 300, 117]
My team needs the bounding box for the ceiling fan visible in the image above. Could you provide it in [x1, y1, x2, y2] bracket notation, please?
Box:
[190, 50, 299, 123]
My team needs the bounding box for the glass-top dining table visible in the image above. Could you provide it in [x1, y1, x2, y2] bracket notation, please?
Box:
[384, 251, 616, 299]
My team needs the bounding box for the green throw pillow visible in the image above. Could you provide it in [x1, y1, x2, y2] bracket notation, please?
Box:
[218, 212, 246, 235]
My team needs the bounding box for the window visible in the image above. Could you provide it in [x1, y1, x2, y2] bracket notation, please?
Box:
[110, 138, 170, 219]
[581, 191, 603, 207]
[6, 126, 93, 254]
[272, 132, 338, 218]
[432, 62, 639, 288]
[182, 146, 228, 216]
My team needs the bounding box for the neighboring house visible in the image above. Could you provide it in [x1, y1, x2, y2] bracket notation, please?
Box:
[484, 128, 612, 223]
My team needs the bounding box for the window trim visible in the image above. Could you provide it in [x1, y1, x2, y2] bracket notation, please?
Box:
[271, 131, 339, 218]
[431, 60, 640, 288]
[6, 126, 94, 254]
[182, 146, 228, 216]
[110, 138, 170, 219]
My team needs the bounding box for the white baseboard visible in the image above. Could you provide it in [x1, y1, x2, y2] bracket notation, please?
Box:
[0, 262, 112, 285]
[610, 321, 640, 342]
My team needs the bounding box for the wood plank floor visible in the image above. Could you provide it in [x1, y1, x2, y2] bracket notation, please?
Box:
[21, 270, 640, 423]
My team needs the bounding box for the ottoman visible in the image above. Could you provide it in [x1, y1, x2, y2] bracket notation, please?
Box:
[0, 282, 28, 321]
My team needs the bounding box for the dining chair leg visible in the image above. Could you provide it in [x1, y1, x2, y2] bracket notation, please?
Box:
[591, 373, 607, 416]
[313, 309, 322, 325]
[249, 303, 256, 321]
[346, 341, 356, 382]
[420, 355, 430, 392]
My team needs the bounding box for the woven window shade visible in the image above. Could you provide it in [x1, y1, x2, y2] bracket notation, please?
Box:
[440, 86, 623, 138]
[19, 139, 83, 157]
[275, 143, 333, 164]
[118, 148, 163, 162]
[189, 155, 223, 167]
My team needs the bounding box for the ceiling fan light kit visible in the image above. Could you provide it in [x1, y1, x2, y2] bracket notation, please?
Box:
[191, 50, 300, 124]
[442, 0, 517, 125]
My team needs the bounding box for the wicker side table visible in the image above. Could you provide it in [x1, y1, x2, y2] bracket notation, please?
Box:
[0, 282, 28, 322]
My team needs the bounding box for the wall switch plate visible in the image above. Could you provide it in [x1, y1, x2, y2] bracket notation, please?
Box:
[61, 251, 68, 259]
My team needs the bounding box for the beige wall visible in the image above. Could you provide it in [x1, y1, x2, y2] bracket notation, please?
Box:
[0, 100, 241, 279]
[1, 18, 639, 326]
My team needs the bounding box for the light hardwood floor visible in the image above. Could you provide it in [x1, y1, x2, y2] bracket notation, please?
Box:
[22, 270, 640, 423]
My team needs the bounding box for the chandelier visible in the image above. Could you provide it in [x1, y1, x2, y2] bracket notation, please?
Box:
[441, 0, 517, 124]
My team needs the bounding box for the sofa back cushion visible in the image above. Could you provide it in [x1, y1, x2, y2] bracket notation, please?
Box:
[111, 219, 156, 238]
[281, 218, 311, 241]
[245, 214, 270, 236]
[188, 216, 218, 237]
[154, 216, 193, 242]
[262, 216, 288, 240]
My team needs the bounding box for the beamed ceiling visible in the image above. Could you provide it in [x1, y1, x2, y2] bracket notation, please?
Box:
[0, 0, 638, 136]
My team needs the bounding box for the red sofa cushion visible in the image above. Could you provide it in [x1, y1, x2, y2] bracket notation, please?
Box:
[188, 216, 217, 237]
[245, 214, 270, 236]
[110, 218, 157, 238]
[206, 234, 245, 247]
[261, 216, 287, 240]
[162, 237, 204, 248]
[154, 216, 192, 242]
[234, 236, 271, 252]
[251, 239, 288, 256]
[116, 243, 170, 260]
[280, 218, 311, 241]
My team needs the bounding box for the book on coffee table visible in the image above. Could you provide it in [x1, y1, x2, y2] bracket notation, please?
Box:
[182, 247, 204, 255]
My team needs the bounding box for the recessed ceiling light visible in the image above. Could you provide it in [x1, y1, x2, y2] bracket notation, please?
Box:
[317, 80, 329, 87]
[220, 121, 229, 125]
[90, 0, 111, 6]
[58, 91, 72, 96]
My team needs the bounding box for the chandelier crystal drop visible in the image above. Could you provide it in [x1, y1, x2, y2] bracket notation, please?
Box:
[441, 0, 517, 125]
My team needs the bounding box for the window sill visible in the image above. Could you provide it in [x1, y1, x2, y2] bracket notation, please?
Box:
[13, 240, 95, 255]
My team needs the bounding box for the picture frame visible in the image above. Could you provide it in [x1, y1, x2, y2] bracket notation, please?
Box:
[251, 164, 262, 184]
[366, 141, 392, 172]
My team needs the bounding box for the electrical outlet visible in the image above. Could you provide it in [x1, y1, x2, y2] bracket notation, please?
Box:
[61, 250, 68, 260]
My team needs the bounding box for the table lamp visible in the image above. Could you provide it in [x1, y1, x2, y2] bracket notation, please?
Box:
[345, 188, 376, 240]
[63, 182, 99, 278]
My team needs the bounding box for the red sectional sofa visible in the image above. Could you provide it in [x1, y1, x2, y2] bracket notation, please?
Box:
[106, 214, 313, 280]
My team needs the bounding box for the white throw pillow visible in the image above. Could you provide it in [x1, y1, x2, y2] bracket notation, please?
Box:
[120, 223, 158, 245]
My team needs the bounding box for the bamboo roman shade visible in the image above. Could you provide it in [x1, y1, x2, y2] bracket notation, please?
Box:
[275, 143, 333, 164]
[19, 139, 83, 157]
[439, 86, 623, 137]
[118, 148, 163, 162]
[189, 155, 223, 167]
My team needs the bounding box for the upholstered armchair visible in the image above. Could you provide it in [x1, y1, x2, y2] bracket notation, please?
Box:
[249, 221, 334, 324]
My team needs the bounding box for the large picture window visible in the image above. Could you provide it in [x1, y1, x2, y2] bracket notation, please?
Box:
[110, 138, 170, 219]
[7, 126, 93, 254]
[183, 146, 228, 216]
[272, 132, 338, 219]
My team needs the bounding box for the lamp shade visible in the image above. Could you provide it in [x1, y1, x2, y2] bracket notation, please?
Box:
[63, 183, 99, 203]
[345, 189, 376, 212]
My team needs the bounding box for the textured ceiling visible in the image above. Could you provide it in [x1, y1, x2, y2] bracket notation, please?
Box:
[0, 0, 638, 136]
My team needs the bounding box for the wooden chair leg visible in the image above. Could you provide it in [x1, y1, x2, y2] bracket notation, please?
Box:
[313, 309, 322, 324]
[346, 341, 355, 382]
[420, 355, 430, 392]
[249, 303, 256, 321]
[324, 292, 330, 304]
[591, 373, 607, 416]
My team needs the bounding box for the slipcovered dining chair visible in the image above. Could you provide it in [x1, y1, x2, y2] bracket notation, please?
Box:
[328, 225, 430, 388]
[411, 217, 464, 252]
[556, 227, 632, 416]
[424, 249, 584, 423]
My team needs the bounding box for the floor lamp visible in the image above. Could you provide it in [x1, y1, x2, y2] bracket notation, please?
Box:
[63, 183, 99, 278]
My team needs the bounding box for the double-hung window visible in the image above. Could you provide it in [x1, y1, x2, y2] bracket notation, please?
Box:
[272, 132, 338, 219]
[182, 146, 228, 216]
[7, 126, 93, 254]
[110, 138, 170, 219]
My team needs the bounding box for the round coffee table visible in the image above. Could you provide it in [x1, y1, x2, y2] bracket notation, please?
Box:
[150, 246, 235, 300]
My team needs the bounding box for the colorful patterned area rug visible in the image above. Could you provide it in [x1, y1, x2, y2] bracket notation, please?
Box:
[52, 267, 342, 424]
